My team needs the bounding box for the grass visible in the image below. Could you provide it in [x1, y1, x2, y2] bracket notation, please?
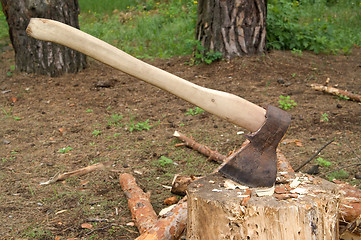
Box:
[78, 0, 197, 58]
[1, 0, 360, 57]
[78, 0, 141, 14]
[0, 10, 9, 45]
[267, 0, 361, 53]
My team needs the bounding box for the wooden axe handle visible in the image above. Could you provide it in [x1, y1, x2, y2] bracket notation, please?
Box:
[26, 18, 266, 132]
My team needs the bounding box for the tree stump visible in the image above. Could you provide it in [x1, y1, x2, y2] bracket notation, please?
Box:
[187, 172, 340, 240]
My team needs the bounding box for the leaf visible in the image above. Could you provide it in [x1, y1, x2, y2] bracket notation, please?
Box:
[81, 223, 93, 229]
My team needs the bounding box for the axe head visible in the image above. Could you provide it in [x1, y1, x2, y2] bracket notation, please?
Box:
[218, 105, 291, 188]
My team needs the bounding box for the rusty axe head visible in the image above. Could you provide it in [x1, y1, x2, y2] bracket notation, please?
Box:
[218, 105, 291, 187]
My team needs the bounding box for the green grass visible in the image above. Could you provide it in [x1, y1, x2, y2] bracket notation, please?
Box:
[79, 0, 197, 58]
[1, 0, 360, 57]
[0, 10, 9, 45]
[267, 0, 361, 53]
[78, 0, 141, 13]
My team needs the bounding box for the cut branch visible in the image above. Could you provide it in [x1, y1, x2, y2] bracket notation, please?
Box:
[135, 197, 188, 240]
[311, 83, 361, 102]
[39, 161, 112, 185]
[173, 131, 226, 163]
[119, 173, 158, 234]
[171, 175, 201, 196]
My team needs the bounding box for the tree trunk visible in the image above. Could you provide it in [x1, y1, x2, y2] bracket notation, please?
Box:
[1, 0, 86, 76]
[196, 0, 267, 58]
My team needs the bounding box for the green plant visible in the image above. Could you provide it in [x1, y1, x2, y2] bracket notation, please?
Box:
[127, 114, 153, 132]
[92, 129, 102, 136]
[158, 156, 173, 167]
[291, 48, 303, 56]
[108, 113, 123, 126]
[320, 113, 329, 122]
[278, 95, 297, 110]
[28, 184, 35, 196]
[191, 41, 223, 64]
[338, 94, 350, 100]
[315, 157, 331, 167]
[86, 109, 93, 113]
[58, 146, 73, 154]
[327, 169, 349, 181]
[267, 0, 361, 54]
[185, 107, 205, 116]
[113, 133, 121, 138]
[1, 106, 21, 120]
[7, 65, 15, 77]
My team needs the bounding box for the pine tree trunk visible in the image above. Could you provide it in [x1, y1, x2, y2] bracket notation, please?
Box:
[196, 0, 267, 58]
[1, 0, 86, 76]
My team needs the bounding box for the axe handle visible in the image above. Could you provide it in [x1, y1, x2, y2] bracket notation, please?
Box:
[26, 18, 266, 132]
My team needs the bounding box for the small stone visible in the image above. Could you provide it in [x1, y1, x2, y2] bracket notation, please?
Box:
[336, 104, 342, 109]
[277, 78, 285, 85]
[306, 165, 320, 175]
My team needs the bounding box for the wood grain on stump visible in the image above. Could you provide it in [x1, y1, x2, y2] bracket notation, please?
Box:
[187, 172, 340, 240]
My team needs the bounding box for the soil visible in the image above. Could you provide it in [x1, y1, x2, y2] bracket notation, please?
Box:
[0, 47, 360, 239]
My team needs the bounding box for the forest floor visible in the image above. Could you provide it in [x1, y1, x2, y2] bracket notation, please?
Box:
[0, 47, 360, 239]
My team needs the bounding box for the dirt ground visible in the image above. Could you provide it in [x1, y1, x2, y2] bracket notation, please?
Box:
[0, 46, 360, 239]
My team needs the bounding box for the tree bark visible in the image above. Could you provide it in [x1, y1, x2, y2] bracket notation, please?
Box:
[0, 0, 87, 76]
[119, 173, 158, 234]
[196, 0, 267, 58]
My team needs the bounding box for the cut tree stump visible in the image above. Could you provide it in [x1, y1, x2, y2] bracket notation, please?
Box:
[187, 172, 340, 240]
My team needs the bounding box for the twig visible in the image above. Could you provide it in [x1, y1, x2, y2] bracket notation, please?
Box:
[295, 139, 334, 172]
[173, 130, 226, 163]
[86, 224, 114, 235]
[39, 161, 112, 185]
[311, 83, 361, 102]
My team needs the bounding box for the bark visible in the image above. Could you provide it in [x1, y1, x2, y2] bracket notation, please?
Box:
[196, 0, 267, 58]
[119, 173, 158, 234]
[171, 175, 201, 196]
[173, 131, 226, 163]
[135, 197, 187, 240]
[311, 83, 361, 102]
[0, 0, 87, 76]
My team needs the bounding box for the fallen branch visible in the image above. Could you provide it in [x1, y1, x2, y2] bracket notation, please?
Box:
[135, 197, 188, 240]
[39, 161, 112, 185]
[119, 173, 158, 234]
[173, 131, 226, 163]
[311, 83, 361, 102]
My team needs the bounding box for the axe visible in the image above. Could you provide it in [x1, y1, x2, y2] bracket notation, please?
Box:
[26, 18, 291, 187]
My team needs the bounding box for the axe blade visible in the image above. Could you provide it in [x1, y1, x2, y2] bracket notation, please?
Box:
[219, 105, 291, 187]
